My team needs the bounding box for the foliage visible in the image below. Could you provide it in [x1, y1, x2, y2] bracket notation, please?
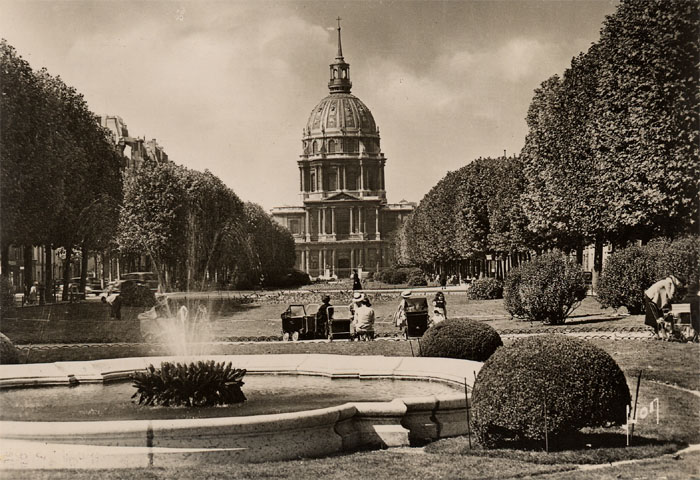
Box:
[0, 333, 20, 365]
[467, 278, 503, 300]
[269, 269, 311, 288]
[503, 268, 527, 318]
[119, 281, 156, 308]
[597, 236, 700, 313]
[515, 252, 587, 324]
[420, 318, 502, 362]
[406, 269, 427, 286]
[404, 157, 532, 267]
[522, 0, 699, 251]
[131, 361, 246, 407]
[375, 267, 423, 285]
[471, 335, 631, 448]
[0, 276, 14, 309]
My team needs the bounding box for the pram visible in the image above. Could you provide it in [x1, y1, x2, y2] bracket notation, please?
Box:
[397, 297, 429, 339]
[281, 304, 322, 341]
[327, 305, 353, 341]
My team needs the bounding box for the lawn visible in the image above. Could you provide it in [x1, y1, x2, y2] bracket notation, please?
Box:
[4, 295, 699, 479]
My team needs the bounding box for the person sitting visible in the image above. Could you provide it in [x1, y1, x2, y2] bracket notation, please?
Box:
[354, 297, 375, 341]
[644, 275, 683, 340]
[430, 308, 446, 327]
[101, 292, 122, 320]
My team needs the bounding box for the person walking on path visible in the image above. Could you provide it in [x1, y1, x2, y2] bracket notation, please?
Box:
[352, 270, 363, 291]
[316, 295, 332, 338]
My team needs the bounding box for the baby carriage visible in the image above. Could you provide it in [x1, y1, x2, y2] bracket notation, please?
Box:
[327, 305, 353, 341]
[397, 297, 429, 339]
[281, 304, 321, 341]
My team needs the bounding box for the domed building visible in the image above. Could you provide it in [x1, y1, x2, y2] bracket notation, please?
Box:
[272, 21, 414, 278]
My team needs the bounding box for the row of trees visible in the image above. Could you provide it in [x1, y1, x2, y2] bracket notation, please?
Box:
[1, 39, 123, 298]
[399, 0, 699, 280]
[1, 39, 296, 297]
[118, 160, 295, 291]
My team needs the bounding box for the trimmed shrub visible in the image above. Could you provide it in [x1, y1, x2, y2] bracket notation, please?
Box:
[503, 268, 527, 318]
[467, 278, 503, 300]
[596, 245, 656, 314]
[0, 333, 20, 364]
[376, 267, 424, 285]
[270, 269, 311, 288]
[597, 236, 700, 314]
[132, 361, 247, 407]
[471, 335, 630, 448]
[517, 252, 587, 324]
[120, 281, 156, 307]
[0, 277, 14, 309]
[420, 318, 502, 362]
[407, 270, 428, 286]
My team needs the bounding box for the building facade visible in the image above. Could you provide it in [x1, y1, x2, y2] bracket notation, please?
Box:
[272, 22, 414, 279]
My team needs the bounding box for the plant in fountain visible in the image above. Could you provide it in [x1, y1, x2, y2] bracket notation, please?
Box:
[132, 361, 247, 407]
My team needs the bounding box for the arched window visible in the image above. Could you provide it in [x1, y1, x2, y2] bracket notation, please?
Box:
[312, 141, 318, 155]
[332, 69, 338, 79]
[328, 139, 336, 154]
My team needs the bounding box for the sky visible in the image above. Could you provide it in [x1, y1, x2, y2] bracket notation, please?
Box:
[1, 0, 618, 210]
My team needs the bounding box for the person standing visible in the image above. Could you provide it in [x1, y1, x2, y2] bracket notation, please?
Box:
[433, 291, 447, 319]
[352, 269, 362, 291]
[316, 295, 332, 338]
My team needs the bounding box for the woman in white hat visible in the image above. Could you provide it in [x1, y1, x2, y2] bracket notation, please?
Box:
[394, 290, 412, 327]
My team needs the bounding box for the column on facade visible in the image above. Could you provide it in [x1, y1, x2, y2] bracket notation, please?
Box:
[322, 208, 327, 235]
[358, 207, 363, 234]
[318, 209, 323, 235]
[319, 165, 324, 192]
[342, 166, 347, 191]
[305, 210, 310, 240]
[331, 249, 336, 276]
[375, 207, 380, 239]
[331, 207, 336, 235]
[349, 206, 354, 233]
[359, 162, 364, 190]
[380, 164, 385, 190]
[350, 249, 355, 269]
[318, 250, 322, 275]
[305, 249, 310, 272]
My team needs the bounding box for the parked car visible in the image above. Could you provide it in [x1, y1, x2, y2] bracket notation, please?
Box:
[121, 272, 159, 292]
[70, 276, 102, 296]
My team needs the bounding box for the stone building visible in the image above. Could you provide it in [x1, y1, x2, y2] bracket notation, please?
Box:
[272, 22, 414, 279]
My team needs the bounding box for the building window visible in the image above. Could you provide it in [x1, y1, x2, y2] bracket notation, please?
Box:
[289, 219, 301, 235]
[328, 139, 336, 154]
[310, 172, 316, 192]
[313, 141, 318, 154]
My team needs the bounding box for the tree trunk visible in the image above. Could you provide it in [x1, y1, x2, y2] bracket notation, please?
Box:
[576, 244, 584, 265]
[24, 244, 33, 296]
[80, 246, 88, 293]
[1, 243, 9, 281]
[62, 246, 72, 301]
[44, 245, 53, 303]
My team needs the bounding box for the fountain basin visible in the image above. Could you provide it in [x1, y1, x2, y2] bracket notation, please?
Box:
[0, 354, 482, 469]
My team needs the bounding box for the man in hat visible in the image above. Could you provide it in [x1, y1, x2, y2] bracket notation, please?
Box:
[354, 296, 375, 340]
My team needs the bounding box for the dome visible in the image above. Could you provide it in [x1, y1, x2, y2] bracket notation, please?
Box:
[304, 93, 377, 138]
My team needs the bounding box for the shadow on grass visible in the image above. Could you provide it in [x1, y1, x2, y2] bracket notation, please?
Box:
[564, 316, 624, 326]
[424, 431, 684, 465]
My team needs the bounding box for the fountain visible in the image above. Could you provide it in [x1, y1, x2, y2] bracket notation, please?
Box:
[0, 299, 483, 470]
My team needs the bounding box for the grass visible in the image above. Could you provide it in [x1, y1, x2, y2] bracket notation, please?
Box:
[3, 296, 699, 479]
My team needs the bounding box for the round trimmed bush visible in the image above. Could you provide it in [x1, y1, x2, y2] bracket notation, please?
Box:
[517, 252, 587, 324]
[0, 333, 20, 364]
[420, 318, 502, 362]
[503, 268, 527, 319]
[468, 277, 503, 300]
[471, 335, 630, 448]
[407, 269, 427, 286]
